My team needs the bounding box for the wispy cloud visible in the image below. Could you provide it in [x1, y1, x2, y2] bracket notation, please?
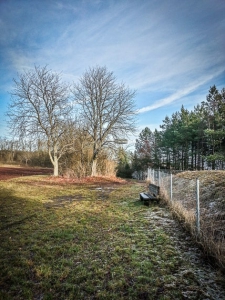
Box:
[0, 0, 225, 138]
[137, 68, 225, 114]
[2, 0, 225, 88]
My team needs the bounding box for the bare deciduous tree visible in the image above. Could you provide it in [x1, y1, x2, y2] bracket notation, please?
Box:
[73, 66, 136, 176]
[7, 65, 73, 176]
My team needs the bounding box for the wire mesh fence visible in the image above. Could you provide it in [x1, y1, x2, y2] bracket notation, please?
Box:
[147, 168, 198, 230]
[146, 168, 225, 269]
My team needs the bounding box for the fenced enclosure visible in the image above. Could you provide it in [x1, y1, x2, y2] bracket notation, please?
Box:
[147, 168, 225, 269]
[147, 169, 199, 230]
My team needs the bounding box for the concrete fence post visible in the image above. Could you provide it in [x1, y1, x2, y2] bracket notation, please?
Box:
[170, 173, 173, 201]
[196, 178, 200, 235]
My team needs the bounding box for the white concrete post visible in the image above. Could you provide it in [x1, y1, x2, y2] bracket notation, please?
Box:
[196, 178, 200, 235]
[170, 173, 173, 201]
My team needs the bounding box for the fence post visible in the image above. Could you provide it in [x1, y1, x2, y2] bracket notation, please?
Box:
[152, 169, 154, 184]
[158, 168, 161, 186]
[196, 178, 200, 235]
[170, 173, 173, 201]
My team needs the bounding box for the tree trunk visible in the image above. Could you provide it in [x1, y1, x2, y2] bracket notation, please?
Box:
[53, 158, 59, 176]
[49, 147, 59, 176]
[91, 159, 97, 176]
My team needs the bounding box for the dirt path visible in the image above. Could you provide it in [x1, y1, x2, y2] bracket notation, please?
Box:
[145, 205, 225, 299]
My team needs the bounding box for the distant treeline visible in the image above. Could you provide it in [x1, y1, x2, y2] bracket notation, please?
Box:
[2, 85, 225, 177]
[133, 85, 225, 171]
[0, 137, 116, 178]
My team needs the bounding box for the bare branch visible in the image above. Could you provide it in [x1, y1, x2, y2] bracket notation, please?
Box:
[7, 65, 74, 176]
[72, 66, 136, 176]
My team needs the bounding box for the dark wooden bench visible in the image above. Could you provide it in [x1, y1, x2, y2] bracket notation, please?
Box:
[140, 183, 160, 205]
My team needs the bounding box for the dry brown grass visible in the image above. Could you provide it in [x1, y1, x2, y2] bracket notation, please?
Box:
[160, 170, 225, 271]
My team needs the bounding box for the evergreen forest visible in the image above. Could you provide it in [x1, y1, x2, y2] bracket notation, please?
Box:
[127, 85, 225, 175]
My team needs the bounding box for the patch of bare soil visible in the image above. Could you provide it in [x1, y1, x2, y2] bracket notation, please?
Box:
[44, 186, 117, 208]
[0, 165, 52, 180]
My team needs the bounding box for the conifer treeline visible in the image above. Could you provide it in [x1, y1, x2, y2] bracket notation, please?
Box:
[133, 85, 225, 171]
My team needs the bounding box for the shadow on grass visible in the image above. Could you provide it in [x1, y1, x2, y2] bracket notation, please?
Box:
[0, 184, 137, 299]
[0, 214, 37, 230]
[0, 187, 43, 230]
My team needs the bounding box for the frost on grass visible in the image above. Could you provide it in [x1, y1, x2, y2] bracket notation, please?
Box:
[161, 170, 225, 269]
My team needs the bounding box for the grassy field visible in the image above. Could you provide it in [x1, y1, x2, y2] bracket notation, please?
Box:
[0, 175, 223, 299]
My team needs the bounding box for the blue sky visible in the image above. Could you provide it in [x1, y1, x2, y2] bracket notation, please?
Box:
[0, 0, 225, 146]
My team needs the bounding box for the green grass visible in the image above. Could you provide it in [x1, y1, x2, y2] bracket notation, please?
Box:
[0, 176, 212, 299]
